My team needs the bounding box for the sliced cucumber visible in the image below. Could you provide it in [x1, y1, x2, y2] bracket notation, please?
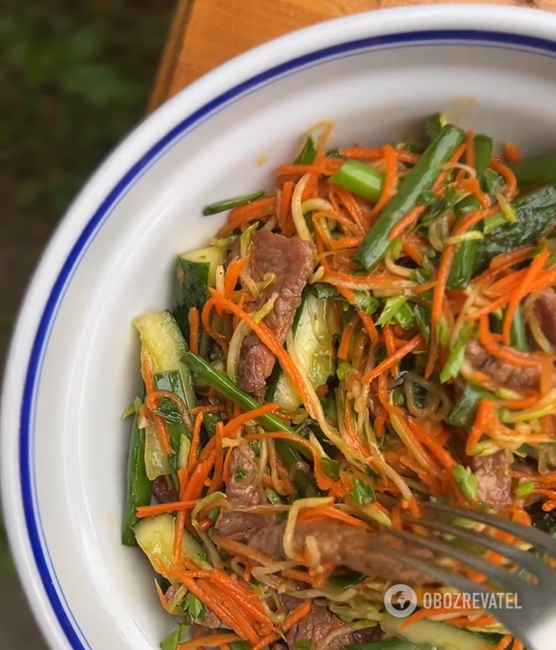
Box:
[381, 613, 495, 650]
[174, 246, 226, 344]
[144, 421, 171, 480]
[134, 311, 196, 410]
[134, 514, 208, 577]
[269, 294, 334, 411]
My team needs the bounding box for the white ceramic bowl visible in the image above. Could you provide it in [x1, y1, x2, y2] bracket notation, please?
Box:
[5, 5, 556, 650]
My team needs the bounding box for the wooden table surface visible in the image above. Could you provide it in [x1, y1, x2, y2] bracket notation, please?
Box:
[149, 0, 550, 111]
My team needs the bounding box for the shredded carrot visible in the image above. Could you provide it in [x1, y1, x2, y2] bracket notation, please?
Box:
[493, 636, 514, 650]
[212, 535, 275, 566]
[229, 196, 276, 224]
[362, 334, 423, 383]
[369, 144, 398, 219]
[479, 315, 542, 369]
[207, 290, 314, 413]
[178, 634, 241, 650]
[427, 243, 456, 378]
[490, 244, 535, 270]
[201, 297, 229, 351]
[446, 615, 498, 628]
[338, 315, 359, 360]
[224, 258, 246, 300]
[187, 411, 205, 487]
[502, 244, 549, 344]
[188, 307, 200, 355]
[173, 510, 186, 563]
[278, 181, 295, 235]
[141, 356, 173, 456]
[388, 205, 425, 240]
[136, 500, 198, 518]
[490, 158, 517, 199]
[222, 402, 280, 438]
[466, 399, 493, 455]
[402, 232, 426, 265]
[382, 325, 398, 376]
[338, 147, 383, 159]
[300, 505, 371, 530]
[250, 601, 312, 650]
[358, 309, 379, 349]
[182, 450, 216, 502]
[503, 142, 521, 162]
[245, 431, 342, 496]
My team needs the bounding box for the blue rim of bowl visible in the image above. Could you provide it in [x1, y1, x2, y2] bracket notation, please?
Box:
[17, 27, 556, 650]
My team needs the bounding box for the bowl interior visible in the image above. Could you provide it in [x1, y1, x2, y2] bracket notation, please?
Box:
[7, 14, 556, 650]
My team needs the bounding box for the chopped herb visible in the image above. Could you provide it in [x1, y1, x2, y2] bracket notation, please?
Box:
[483, 168, 505, 195]
[516, 482, 535, 498]
[202, 191, 266, 216]
[160, 624, 191, 650]
[265, 488, 282, 505]
[453, 464, 478, 502]
[295, 136, 317, 165]
[322, 457, 341, 480]
[353, 290, 380, 315]
[295, 642, 313, 650]
[337, 361, 352, 381]
[183, 593, 204, 619]
[234, 467, 248, 481]
[352, 478, 376, 505]
[248, 439, 261, 455]
[375, 296, 408, 327]
[417, 190, 437, 206]
[440, 322, 475, 383]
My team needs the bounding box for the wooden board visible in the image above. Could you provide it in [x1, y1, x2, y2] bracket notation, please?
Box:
[150, 0, 549, 110]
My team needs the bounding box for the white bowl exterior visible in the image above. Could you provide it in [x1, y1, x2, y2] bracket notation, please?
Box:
[5, 5, 556, 650]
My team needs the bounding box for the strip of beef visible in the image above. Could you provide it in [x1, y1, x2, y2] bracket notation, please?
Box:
[465, 340, 556, 390]
[152, 477, 178, 504]
[216, 444, 269, 540]
[238, 230, 314, 392]
[534, 288, 556, 346]
[471, 451, 512, 509]
[280, 596, 383, 650]
[247, 520, 434, 585]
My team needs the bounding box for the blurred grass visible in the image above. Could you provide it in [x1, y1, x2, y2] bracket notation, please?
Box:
[0, 0, 175, 611]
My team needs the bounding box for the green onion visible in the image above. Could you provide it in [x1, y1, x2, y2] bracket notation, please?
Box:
[329, 159, 385, 202]
[352, 478, 376, 505]
[453, 463, 478, 502]
[445, 231, 484, 246]
[516, 481, 535, 498]
[393, 301, 416, 330]
[413, 304, 431, 345]
[376, 296, 408, 327]
[294, 136, 317, 165]
[202, 191, 266, 216]
[447, 384, 495, 427]
[440, 322, 475, 383]
[425, 112, 448, 141]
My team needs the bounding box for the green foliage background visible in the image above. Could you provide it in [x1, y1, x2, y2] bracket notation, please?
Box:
[0, 0, 174, 635]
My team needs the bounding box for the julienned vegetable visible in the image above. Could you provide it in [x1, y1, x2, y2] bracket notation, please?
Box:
[507, 151, 556, 185]
[124, 115, 555, 650]
[329, 159, 385, 202]
[122, 398, 151, 546]
[354, 124, 466, 270]
[202, 191, 266, 215]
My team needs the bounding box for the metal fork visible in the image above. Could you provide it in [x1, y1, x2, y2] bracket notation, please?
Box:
[382, 502, 556, 650]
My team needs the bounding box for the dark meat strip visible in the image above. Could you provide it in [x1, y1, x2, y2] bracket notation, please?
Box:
[471, 451, 512, 509]
[247, 520, 434, 585]
[280, 596, 383, 650]
[465, 340, 556, 390]
[534, 288, 556, 346]
[238, 230, 314, 392]
[152, 477, 178, 504]
[216, 444, 269, 539]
